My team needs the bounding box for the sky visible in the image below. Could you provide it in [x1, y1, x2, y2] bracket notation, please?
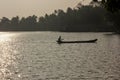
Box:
[0, 0, 91, 18]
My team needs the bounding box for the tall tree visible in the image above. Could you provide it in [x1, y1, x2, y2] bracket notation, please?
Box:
[0, 17, 10, 27]
[92, 0, 120, 33]
[92, 0, 120, 12]
[11, 16, 19, 26]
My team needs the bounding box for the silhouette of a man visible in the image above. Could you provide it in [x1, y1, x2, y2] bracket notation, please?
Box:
[58, 36, 62, 42]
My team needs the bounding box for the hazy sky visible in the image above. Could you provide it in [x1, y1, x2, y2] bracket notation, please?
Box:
[0, 0, 91, 18]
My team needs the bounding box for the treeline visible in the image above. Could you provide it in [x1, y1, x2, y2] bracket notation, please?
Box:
[0, 5, 116, 32]
[0, 15, 38, 31]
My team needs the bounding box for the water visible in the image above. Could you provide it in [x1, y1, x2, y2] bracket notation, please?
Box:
[0, 32, 120, 80]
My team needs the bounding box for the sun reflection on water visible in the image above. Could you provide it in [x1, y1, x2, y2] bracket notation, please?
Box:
[0, 32, 20, 79]
[0, 33, 15, 42]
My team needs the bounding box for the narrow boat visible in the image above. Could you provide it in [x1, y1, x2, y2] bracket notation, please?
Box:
[57, 39, 97, 44]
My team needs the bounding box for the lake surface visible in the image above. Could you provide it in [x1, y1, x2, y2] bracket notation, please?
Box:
[0, 32, 120, 80]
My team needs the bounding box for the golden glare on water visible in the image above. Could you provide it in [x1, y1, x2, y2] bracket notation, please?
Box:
[0, 33, 15, 41]
[0, 33, 20, 79]
[0, 32, 119, 80]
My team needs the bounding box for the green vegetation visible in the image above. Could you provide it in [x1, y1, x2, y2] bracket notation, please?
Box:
[92, 0, 120, 33]
[92, 0, 120, 12]
[0, 5, 115, 32]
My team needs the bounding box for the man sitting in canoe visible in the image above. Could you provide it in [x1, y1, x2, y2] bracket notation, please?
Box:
[57, 36, 97, 44]
[57, 36, 63, 43]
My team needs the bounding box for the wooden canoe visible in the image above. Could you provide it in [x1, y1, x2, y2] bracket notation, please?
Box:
[57, 39, 97, 44]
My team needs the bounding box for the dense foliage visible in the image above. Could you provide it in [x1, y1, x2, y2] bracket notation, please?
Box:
[92, 0, 120, 12]
[92, 0, 120, 33]
[0, 5, 114, 32]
